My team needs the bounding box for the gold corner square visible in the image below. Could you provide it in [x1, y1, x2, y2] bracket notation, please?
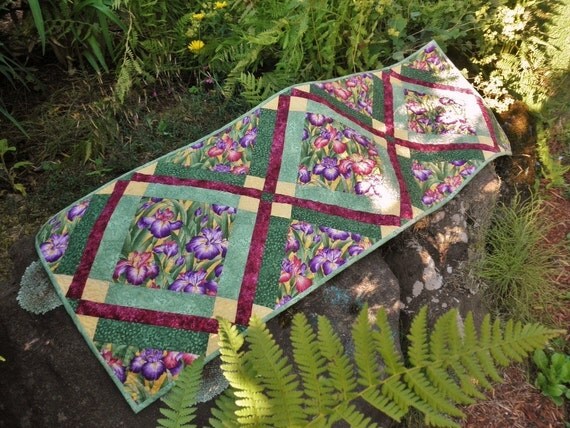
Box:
[212, 297, 238, 321]
[394, 129, 408, 140]
[373, 135, 388, 149]
[271, 202, 292, 219]
[238, 196, 260, 213]
[395, 144, 411, 158]
[206, 334, 220, 355]
[275, 181, 296, 196]
[289, 97, 308, 112]
[97, 182, 116, 195]
[82, 279, 110, 303]
[478, 135, 494, 146]
[54, 274, 75, 295]
[380, 225, 399, 239]
[244, 175, 265, 190]
[251, 304, 273, 320]
[372, 119, 387, 134]
[77, 315, 99, 340]
[295, 84, 311, 93]
[412, 205, 424, 218]
[124, 181, 149, 196]
[263, 97, 280, 110]
[137, 163, 157, 176]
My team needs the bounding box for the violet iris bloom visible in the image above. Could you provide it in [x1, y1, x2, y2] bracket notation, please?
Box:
[168, 270, 218, 295]
[239, 128, 257, 147]
[212, 204, 237, 215]
[313, 157, 340, 181]
[186, 227, 228, 260]
[319, 226, 350, 241]
[162, 351, 196, 377]
[298, 165, 311, 184]
[291, 222, 314, 235]
[101, 349, 126, 383]
[40, 233, 69, 263]
[153, 241, 178, 257]
[130, 349, 166, 381]
[138, 208, 183, 239]
[411, 160, 433, 182]
[422, 189, 441, 206]
[67, 200, 90, 221]
[285, 235, 300, 252]
[212, 164, 232, 173]
[309, 248, 345, 276]
[348, 245, 365, 256]
[450, 160, 467, 167]
[114, 251, 159, 285]
[460, 165, 476, 177]
[306, 113, 329, 126]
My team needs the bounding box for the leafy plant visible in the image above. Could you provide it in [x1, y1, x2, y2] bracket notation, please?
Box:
[477, 192, 561, 322]
[533, 349, 570, 406]
[159, 306, 562, 427]
[0, 138, 32, 195]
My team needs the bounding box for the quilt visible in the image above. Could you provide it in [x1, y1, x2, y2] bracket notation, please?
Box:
[36, 41, 511, 412]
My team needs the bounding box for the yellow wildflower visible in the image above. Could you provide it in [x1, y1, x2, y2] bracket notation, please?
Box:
[213, 1, 228, 9]
[192, 12, 206, 21]
[188, 40, 205, 53]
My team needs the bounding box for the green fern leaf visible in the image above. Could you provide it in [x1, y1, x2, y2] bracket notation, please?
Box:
[317, 315, 357, 402]
[489, 318, 510, 366]
[425, 366, 474, 405]
[353, 304, 380, 387]
[407, 306, 430, 367]
[157, 356, 204, 428]
[372, 308, 405, 375]
[291, 313, 334, 416]
[360, 387, 407, 422]
[404, 369, 464, 418]
[209, 388, 239, 428]
[335, 403, 379, 428]
[246, 316, 305, 427]
[464, 313, 502, 383]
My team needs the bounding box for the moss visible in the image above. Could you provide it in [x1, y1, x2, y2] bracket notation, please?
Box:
[17, 261, 62, 315]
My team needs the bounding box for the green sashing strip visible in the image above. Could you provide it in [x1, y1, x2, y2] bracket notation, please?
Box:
[249, 108, 276, 178]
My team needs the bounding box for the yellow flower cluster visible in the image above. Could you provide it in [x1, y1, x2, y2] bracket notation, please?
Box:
[188, 39, 205, 53]
[213, 1, 228, 9]
[192, 12, 205, 21]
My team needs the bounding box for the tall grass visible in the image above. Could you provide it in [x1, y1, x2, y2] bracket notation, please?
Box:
[477, 193, 561, 322]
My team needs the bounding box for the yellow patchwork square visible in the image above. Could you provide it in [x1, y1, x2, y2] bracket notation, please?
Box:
[206, 334, 220, 355]
[271, 202, 292, 219]
[251, 304, 273, 320]
[275, 181, 296, 196]
[289, 97, 308, 112]
[396, 144, 411, 158]
[263, 97, 280, 110]
[372, 119, 387, 134]
[54, 274, 75, 295]
[97, 182, 116, 195]
[124, 181, 149, 196]
[380, 225, 399, 239]
[137, 163, 157, 176]
[82, 279, 110, 303]
[212, 297, 238, 321]
[373, 135, 388, 149]
[394, 129, 408, 140]
[77, 315, 99, 340]
[244, 175, 265, 190]
[478, 136, 494, 146]
[238, 196, 260, 213]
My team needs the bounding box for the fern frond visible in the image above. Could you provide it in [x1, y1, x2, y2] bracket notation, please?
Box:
[372, 308, 405, 375]
[464, 313, 502, 383]
[246, 316, 305, 427]
[404, 369, 464, 418]
[157, 357, 204, 428]
[353, 304, 380, 387]
[335, 403, 379, 428]
[360, 387, 407, 422]
[317, 315, 357, 403]
[407, 306, 430, 367]
[209, 388, 239, 428]
[217, 318, 272, 425]
[291, 313, 334, 416]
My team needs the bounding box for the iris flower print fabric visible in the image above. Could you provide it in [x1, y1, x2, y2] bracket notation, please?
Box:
[36, 41, 511, 412]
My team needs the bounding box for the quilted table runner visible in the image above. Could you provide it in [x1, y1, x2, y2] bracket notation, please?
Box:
[36, 41, 511, 412]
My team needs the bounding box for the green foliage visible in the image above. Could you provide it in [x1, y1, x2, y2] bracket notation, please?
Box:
[196, 306, 561, 427]
[0, 138, 32, 195]
[536, 123, 570, 189]
[477, 192, 562, 322]
[533, 349, 570, 406]
[157, 357, 205, 428]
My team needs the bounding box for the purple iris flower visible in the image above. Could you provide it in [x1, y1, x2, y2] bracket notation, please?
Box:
[162, 351, 196, 377]
[214, 264, 223, 277]
[298, 165, 311, 184]
[306, 113, 329, 126]
[195, 207, 203, 216]
[407, 103, 427, 115]
[138, 208, 183, 239]
[67, 200, 90, 221]
[348, 245, 365, 256]
[411, 160, 433, 182]
[168, 270, 218, 295]
[450, 160, 467, 167]
[309, 248, 345, 276]
[114, 251, 159, 286]
[313, 157, 340, 181]
[212, 204, 237, 215]
[422, 189, 441, 206]
[302, 128, 309, 141]
[460, 165, 476, 177]
[291, 222, 314, 235]
[212, 164, 232, 173]
[40, 233, 69, 263]
[239, 128, 257, 147]
[190, 141, 205, 149]
[319, 226, 350, 241]
[153, 241, 178, 257]
[130, 349, 166, 381]
[101, 349, 126, 383]
[275, 295, 292, 309]
[186, 226, 228, 260]
[285, 235, 300, 252]
[139, 197, 164, 212]
[351, 232, 362, 242]
[425, 44, 436, 53]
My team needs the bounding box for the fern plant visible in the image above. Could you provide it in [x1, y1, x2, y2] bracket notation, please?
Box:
[159, 306, 562, 427]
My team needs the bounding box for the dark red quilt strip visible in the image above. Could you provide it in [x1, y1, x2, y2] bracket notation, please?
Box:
[76, 300, 219, 333]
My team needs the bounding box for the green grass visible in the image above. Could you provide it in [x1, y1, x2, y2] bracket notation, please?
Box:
[477, 193, 561, 323]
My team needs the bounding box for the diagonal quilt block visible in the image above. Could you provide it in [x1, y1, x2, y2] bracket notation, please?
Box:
[36, 41, 511, 412]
